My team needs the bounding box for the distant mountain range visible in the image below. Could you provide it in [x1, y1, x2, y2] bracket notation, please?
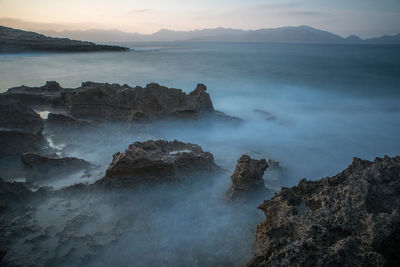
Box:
[40, 25, 400, 44]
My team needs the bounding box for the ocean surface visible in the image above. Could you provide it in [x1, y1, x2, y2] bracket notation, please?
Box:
[1, 42, 400, 185]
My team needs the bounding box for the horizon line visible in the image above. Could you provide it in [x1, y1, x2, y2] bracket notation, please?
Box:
[27, 25, 400, 39]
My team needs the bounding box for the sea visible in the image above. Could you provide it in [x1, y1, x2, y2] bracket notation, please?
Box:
[1, 42, 399, 185]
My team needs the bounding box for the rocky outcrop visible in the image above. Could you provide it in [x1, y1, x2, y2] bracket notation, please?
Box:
[2, 81, 236, 122]
[0, 102, 48, 155]
[0, 102, 43, 134]
[227, 155, 269, 201]
[0, 25, 128, 53]
[21, 153, 94, 182]
[96, 140, 220, 188]
[248, 156, 400, 266]
[64, 82, 215, 121]
[0, 131, 48, 155]
[2, 81, 67, 110]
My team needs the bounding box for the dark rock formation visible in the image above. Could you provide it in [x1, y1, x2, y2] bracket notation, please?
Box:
[227, 155, 269, 201]
[0, 131, 48, 155]
[2, 81, 237, 122]
[64, 82, 215, 121]
[96, 140, 220, 188]
[0, 102, 48, 155]
[2, 81, 67, 111]
[0, 177, 31, 206]
[46, 113, 92, 128]
[0, 25, 129, 53]
[0, 102, 43, 134]
[21, 153, 94, 182]
[248, 156, 400, 266]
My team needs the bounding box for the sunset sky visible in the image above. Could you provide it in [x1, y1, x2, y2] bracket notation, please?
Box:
[0, 0, 399, 38]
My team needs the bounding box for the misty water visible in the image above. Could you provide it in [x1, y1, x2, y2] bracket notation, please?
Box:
[1, 42, 399, 182]
[1, 42, 400, 266]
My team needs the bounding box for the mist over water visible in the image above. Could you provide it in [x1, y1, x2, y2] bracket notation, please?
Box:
[1, 42, 399, 183]
[1, 42, 400, 265]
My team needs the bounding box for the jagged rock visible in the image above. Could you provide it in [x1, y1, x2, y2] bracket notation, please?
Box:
[96, 140, 220, 188]
[0, 102, 48, 155]
[64, 82, 215, 121]
[1, 81, 238, 122]
[248, 156, 400, 267]
[227, 155, 269, 201]
[21, 153, 94, 182]
[2, 81, 67, 110]
[0, 102, 43, 134]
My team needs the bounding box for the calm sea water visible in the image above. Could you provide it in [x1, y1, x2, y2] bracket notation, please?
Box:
[1, 42, 400, 184]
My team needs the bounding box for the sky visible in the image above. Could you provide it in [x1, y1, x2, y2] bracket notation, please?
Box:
[0, 0, 399, 38]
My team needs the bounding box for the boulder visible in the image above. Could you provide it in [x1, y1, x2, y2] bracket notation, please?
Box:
[96, 140, 220, 188]
[21, 153, 94, 182]
[227, 155, 269, 201]
[248, 156, 400, 266]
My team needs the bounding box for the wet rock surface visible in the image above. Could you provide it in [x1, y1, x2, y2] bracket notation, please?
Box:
[248, 156, 400, 267]
[46, 113, 93, 128]
[3, 81, 68, 111]
[0, 131, 48, 156]
[0, 102, 48, 155]
[2, 81, 237, 123]
[0, 177, 31, 205]
[96, 140, 220, 188]
[0, 25, 128, 53]
[0, 102, 44, 134]
[227, 155, 269, 201]
[21, 153, 95, 183]
[64, 82, 216, 121]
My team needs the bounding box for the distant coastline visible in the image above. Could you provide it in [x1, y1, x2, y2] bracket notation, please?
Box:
[0, 25, 129, 53]
[38, 25, 400, 45]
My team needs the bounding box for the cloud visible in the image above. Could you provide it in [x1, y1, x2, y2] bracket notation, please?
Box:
[252, 3, 302, 10]
[286, 10, 328, 17]
[241, 3, 327, 17]
[126, 9, 153, 15]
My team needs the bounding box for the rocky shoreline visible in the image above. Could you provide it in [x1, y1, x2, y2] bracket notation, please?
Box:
[0, 26, 128, 53]
[0, 80, 398, 266]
